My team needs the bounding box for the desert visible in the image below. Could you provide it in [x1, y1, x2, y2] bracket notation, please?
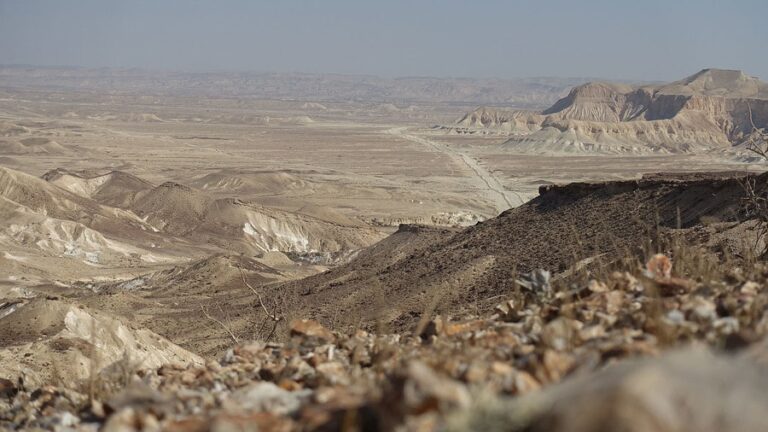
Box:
[2, 1, 768, 430]
[0, 64, 766, 431]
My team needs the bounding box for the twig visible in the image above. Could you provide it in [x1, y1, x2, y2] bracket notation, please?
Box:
[201, 305, 239, 344]
[738, 176, 768, 258]
[265, 319, 279, 342]
[240, 266, 281, 322]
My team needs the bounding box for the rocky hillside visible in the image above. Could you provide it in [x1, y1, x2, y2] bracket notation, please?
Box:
[267, 172, 760, 333]
[453, 69, 768, 154]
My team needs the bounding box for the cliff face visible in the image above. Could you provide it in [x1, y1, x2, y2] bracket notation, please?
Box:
[542, 83, 643, 122]
[456, 69, 768, 154]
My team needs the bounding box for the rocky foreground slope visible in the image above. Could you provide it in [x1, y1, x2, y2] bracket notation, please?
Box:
[5, 254, 768, 431]
[453, 69, 768, 154]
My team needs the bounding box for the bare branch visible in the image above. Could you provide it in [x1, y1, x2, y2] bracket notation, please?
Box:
[201, 304, 239, 344]
[738, 176, 768, 258]
[240, 266, 281, 322]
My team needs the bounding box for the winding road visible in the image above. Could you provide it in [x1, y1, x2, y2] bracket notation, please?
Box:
[385, 127, 526, 212]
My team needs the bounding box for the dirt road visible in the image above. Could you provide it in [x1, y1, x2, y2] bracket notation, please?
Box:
[385, 127, 525, 212]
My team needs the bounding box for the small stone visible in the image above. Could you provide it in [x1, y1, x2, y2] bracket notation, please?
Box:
[107, 383, 170, 415]
[462, 362, 488, 383]
[56, 411, 80, 428]
[419, 315, 445, 339]
[277, 379, 303, 391]
[494, 299, 522, 322]
[517, 269, 552, 297]
[211, 412, 294, 432]
[741, 281, 760, 296]
[714, 317, 740, 335]
[687, 297, 717, 322]
[513, 371, 541, 394]
[588, 280, 608, 293]
[490, 362, 515, 376]
[206, 360, 223, 372]
[90, 399, 106, 418]
[541, 318, 581, 351]
[542, 350, 576, 382]
[0, 378, 17, 399]
[579, 325, 606, 341]
[316, 362, 350, 386]
[180, 370, 197, 385]
[234, 343, 265, 361]
[402, 361, 470, 414]
[290, 319, 336, 343]
[163, 416, 210, 432]
[285, 356, 316, 382]
[646, 254, 672, 279]
[602, 291, 624, 315]
[102, 407, 140, 432]
[443, 319, 487, 337]
[226, 382, 311, 416]
[665, 309, 686, 325]
[351, 343, 371, 366]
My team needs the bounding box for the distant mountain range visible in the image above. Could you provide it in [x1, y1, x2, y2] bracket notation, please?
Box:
[0, 65, 608, 107]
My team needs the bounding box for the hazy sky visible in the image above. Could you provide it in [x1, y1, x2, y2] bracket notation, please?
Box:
[1, 0, 766, 81]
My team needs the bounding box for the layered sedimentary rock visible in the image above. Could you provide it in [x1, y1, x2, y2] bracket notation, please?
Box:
[455, 69, 768, 154]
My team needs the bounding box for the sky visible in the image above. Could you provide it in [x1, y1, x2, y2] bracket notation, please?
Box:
[0, 0, 766, 81]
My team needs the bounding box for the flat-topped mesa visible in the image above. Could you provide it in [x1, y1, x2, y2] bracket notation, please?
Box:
[542, 82, 643, 122]
[659, 68, 768, 98]
[545, 69, 768, 121]
[457, 69, 768, 153]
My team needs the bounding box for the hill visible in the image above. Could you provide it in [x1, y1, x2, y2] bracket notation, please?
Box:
[190, 170, 310, 197]
[41, 170, 384, 259]
[0, 296, 201, 387]
[0, 137, 69, 155]
[0, 167, 172, 273]
[42, 169, 155, 208]
[127, 181, 385, 258]
[268, 171, 759, 332]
